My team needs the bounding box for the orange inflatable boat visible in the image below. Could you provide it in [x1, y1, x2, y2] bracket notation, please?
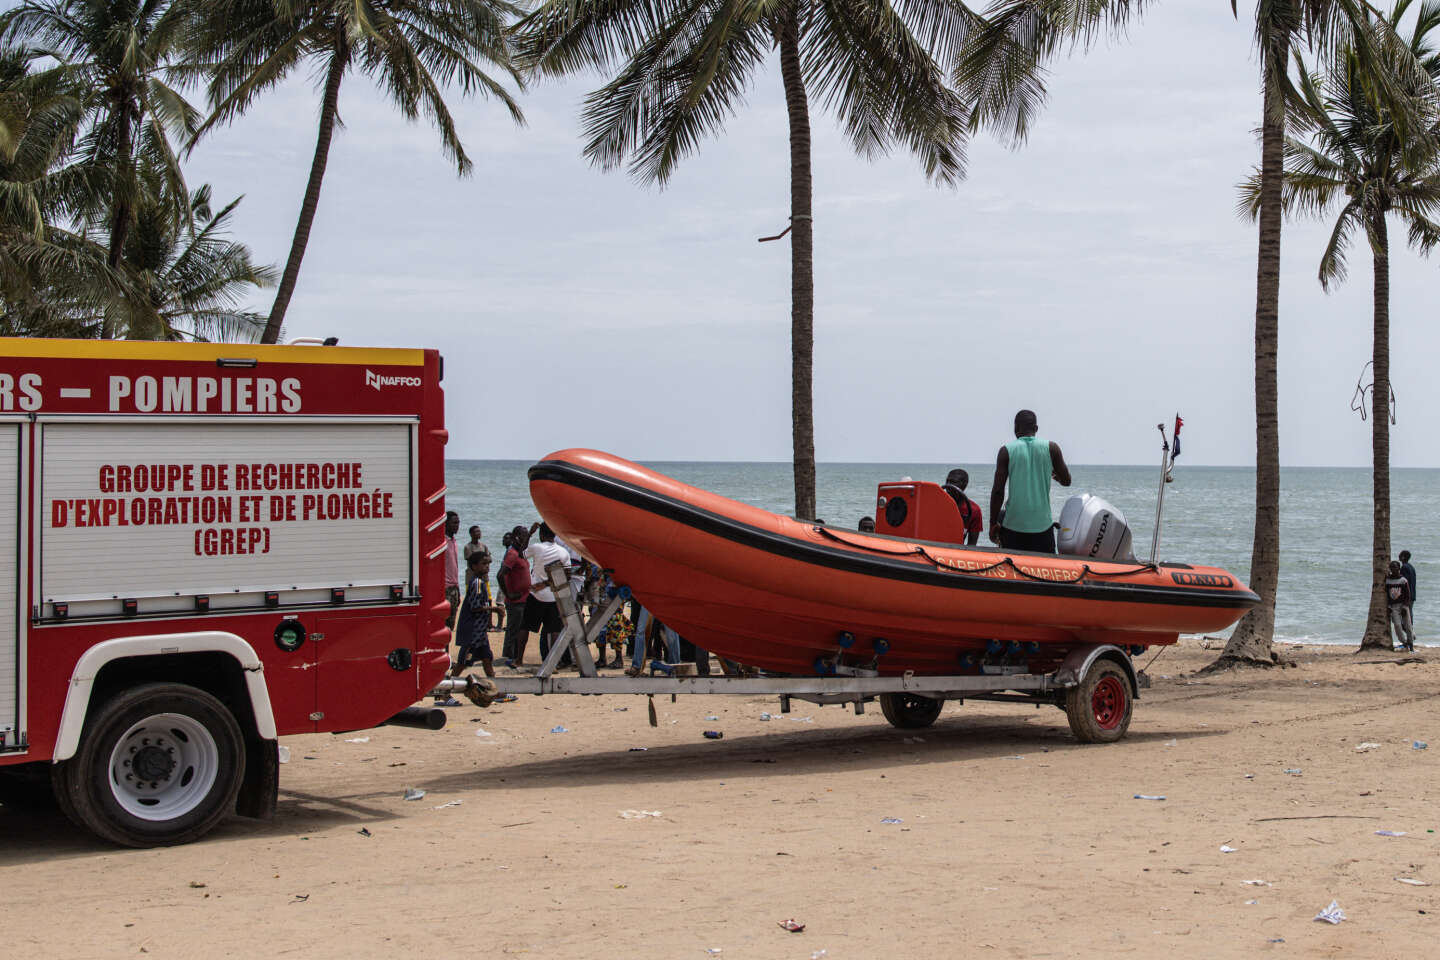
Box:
[529, 450, 1258, 676]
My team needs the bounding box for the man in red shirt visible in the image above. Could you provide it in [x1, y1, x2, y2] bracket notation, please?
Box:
[942, 468, 983, 546]
[498, 525, 533, 665]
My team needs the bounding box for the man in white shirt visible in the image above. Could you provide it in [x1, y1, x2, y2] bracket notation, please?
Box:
[523, 523, 571, 663]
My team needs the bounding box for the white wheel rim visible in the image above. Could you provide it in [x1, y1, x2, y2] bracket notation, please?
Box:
[107, 713, 219, 822]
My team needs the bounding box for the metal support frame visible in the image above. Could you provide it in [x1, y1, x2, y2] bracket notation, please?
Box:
[429, 562, 1118, 710]
[533, 560, 625, 680]
[430, 669, 1067, 703]
[475, 671, 1060, 698]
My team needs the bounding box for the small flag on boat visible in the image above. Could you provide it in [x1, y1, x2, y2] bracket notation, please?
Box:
[1172, 414, 1183, 459]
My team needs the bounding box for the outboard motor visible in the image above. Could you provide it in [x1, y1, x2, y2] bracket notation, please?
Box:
[1057, 494, 1136, 563]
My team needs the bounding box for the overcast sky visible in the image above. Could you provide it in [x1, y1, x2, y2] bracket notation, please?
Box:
[184, 4, 1438, 467]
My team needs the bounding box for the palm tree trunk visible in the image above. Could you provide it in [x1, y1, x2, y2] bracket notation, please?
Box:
[103, 100, 137, 339]
[778, 4, 816, 521]
[262, 39, 350, 345]
[1359, 213, 1393, 650]
[1217, 43, 1287, 666]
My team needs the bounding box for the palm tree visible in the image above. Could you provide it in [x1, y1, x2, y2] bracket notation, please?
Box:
[185, 0, 526, 344]
[1, 49, 270, 340]
[1241, 0, 1440, 650]
[0, 0, 200, 337]
[962, 0, 1419, 666]
[106, 179, 278, 341]
[515, 0, 977, 521]
[0, 46, 118, 337]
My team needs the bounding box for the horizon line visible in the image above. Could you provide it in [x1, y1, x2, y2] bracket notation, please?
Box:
[444, 456, 1433, 470]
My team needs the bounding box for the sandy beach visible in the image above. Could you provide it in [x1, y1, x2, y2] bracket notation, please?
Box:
[3, 638, 1437, 959]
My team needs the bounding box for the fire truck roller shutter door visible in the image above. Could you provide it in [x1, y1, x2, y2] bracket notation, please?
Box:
[0, 424, 19, 743]
[38, 421, 413, 616]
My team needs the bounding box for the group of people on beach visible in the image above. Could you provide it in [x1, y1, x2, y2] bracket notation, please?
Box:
[437, 512, 719, 691]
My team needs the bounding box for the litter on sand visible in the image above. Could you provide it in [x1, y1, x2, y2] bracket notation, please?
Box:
[1220, 845, 1238, 853]
[759, 712, 773, 721]
[619, 809, 662, 819]
[403, 787, 426, 801]
[1414, 741, 1429, 750]
[705, 715, 720, 721]
[277, 745, 290, 763]
[1133, 794, 1167, 801]
[628, 747, 648, 752]
[1356, 742, 1382, 752]
[1001, 755, 1025, 760]
[812, 952, 828, 959]
[777, 919, 805, 933]
[1314, 900, 1346, 924]
[1243, 880, 1273, 886]
[357, 827, 371, 837]
[475, 729, 492, 738]
[704, 949, 722, 956]
[1396, 877, 1430, 886]
[434, 800, 463, 809]
[1376, 830, 1407, 837]
[1283, 768, 1302, 775]
[880, 817, 904, 824]
[612, 707, 628, 712]
[550, 726, 569, 734]
[1163, 739, 1177, 747]
[343, 737, 370, 743]
[1245, 899, 1258, 905]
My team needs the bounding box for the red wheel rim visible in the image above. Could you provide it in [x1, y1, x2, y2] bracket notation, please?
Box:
[1091, 675, 1127, 730]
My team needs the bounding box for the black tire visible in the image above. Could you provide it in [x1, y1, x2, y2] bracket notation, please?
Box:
[48, 761, 83, 828]
[53, 683, 245, 847]
[879, 693, 943, 729]
[1064, 660, 1133, 743]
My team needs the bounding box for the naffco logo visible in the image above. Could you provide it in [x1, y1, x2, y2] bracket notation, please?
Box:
[365, 369, 422, 391]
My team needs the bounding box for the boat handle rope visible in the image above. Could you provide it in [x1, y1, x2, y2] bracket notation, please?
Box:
[813, 527, 1159, 583]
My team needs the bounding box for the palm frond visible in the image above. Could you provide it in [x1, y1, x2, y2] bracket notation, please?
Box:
[1316, 199, 1361, 290]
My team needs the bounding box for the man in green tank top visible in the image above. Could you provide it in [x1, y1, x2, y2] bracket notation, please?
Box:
[988, 409, 1071, 553]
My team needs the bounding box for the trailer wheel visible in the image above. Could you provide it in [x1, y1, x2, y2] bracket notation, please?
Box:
[879, 693, 943, 729]
[53, 683, 245, 847]
[1064, 660, 1133, 743]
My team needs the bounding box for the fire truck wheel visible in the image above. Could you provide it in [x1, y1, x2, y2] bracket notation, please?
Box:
[878, 693, 943, 729]
[1064, 660, 1133, 743]
[56, 683, 245, 847]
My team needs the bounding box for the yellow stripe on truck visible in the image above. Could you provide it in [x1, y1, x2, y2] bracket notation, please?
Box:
[0, 339, 426, 366]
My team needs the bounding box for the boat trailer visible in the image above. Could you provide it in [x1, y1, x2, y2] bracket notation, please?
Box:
[433, 562, 1148, 742]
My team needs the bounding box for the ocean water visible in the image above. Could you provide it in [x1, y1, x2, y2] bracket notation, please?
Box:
[445, 459, 1436, 647]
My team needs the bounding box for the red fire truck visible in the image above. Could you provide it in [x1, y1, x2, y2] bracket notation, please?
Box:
[0, 338, 451, 846]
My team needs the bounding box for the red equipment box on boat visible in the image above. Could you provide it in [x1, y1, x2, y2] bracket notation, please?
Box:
[875, 481, 973, 544]
[0, 338, 451, 846]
